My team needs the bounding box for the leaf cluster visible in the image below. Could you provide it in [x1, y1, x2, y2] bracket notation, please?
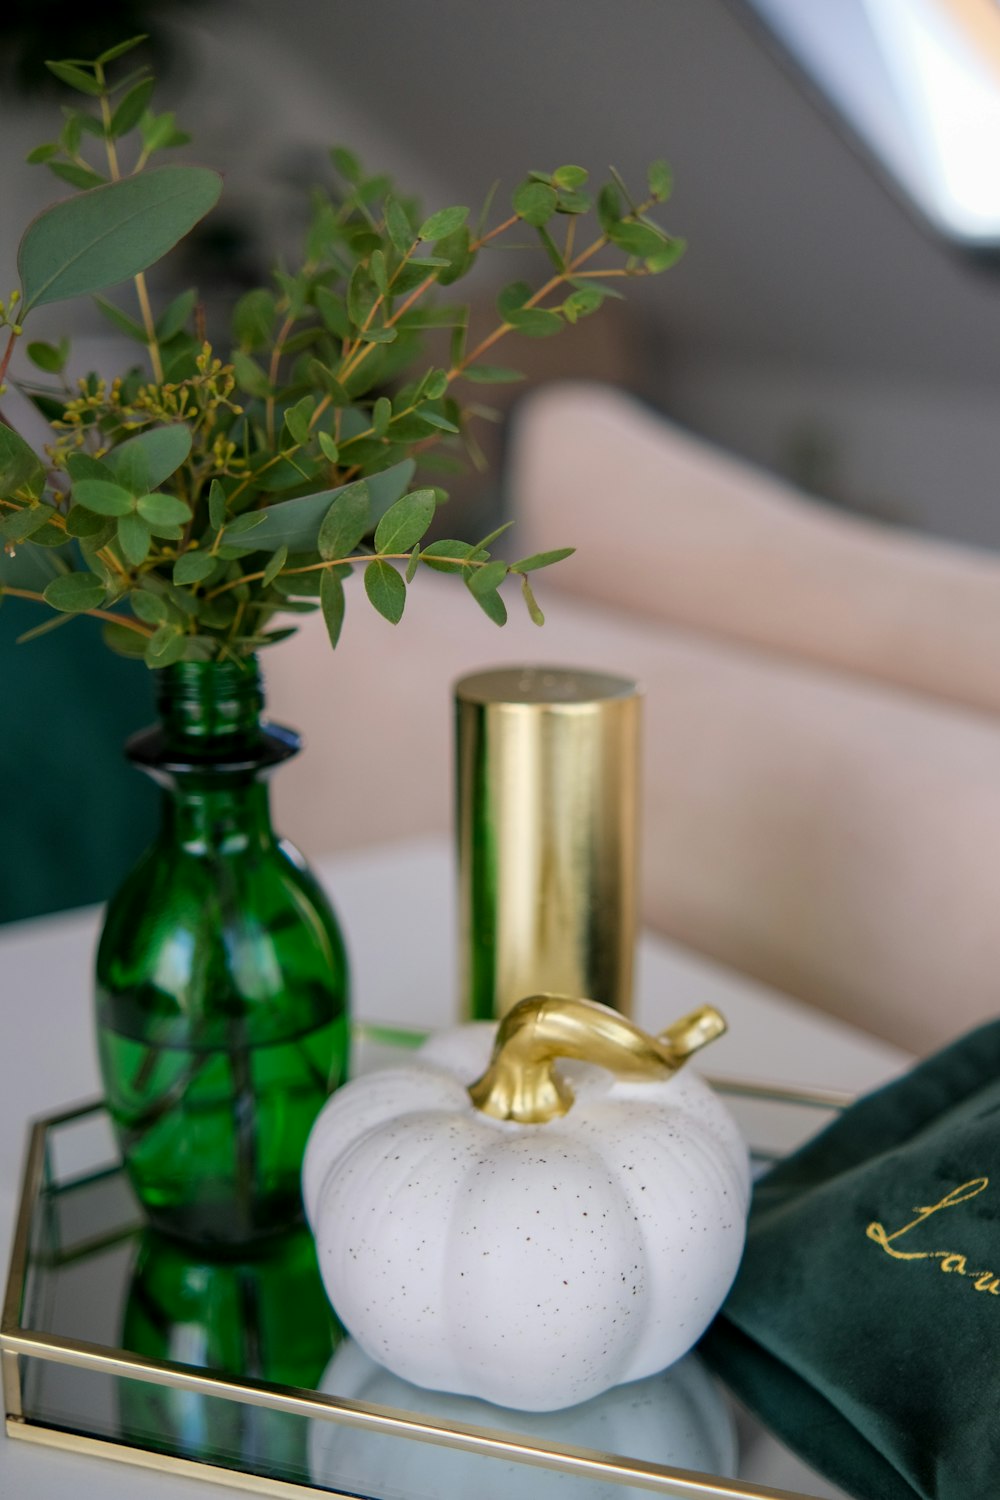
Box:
[0, 39, 685, 667]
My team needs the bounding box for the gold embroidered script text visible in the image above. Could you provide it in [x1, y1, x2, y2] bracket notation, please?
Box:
[866, 1178, 1000, 1295]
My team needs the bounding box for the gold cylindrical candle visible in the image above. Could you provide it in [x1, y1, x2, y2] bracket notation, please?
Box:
[455, 665, 641, 1020]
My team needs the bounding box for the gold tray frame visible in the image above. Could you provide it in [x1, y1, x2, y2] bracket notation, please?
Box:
[2, 1043, 851, 1500]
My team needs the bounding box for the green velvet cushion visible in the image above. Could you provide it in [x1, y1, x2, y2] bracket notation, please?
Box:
[0, 598, 156, 923]
[701, 1021, 1000, 1500]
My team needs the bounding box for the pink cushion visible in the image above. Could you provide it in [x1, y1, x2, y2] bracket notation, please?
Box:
[509, 383, 1000, 716]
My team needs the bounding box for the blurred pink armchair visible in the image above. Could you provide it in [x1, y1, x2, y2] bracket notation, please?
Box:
[268, 383, 1000, 1055]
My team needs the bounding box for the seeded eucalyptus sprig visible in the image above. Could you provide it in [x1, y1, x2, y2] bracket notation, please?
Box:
[0, 36, 685, 668]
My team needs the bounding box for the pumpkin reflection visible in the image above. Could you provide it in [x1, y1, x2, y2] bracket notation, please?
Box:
[118, 1226, 340, 1474]
[310, 1338, 738, 1500]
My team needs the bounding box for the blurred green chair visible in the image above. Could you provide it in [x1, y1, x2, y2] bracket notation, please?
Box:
[0, 592, 157, 925]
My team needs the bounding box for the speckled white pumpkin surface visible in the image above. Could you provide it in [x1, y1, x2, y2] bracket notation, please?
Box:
[303, 1022, 750, 1411]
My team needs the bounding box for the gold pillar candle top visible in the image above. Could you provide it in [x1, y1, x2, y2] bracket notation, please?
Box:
[455, 665, 641, 1020]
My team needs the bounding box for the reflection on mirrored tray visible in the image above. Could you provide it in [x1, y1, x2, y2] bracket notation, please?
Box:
[312, 1341, 736, 1500]
[10, 1098, 852, 1500]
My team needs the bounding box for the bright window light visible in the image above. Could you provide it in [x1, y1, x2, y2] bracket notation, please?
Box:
[744, 0, 1000, 244]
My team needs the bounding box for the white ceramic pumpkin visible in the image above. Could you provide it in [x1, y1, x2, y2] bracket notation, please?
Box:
[303, 996, 749, 1412]
[309, 1339, 738, 1500]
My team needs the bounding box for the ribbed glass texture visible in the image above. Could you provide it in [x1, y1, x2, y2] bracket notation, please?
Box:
[95, 658, 349, 1248]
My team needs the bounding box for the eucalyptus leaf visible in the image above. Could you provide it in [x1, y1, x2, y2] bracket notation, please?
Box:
[248, 460, 413, 553]
[104, 424, 192, 491]
[26, 338, 69, 374]
[521, 572, 544, 625]
[110, 77, 155, 137]
[93, 294, 147, 342]
[384, 196, 413, 253]
[18, 166, 223, 314]
[71, 478, 134, 516]
[597, 183, 622, 233]
[318, 481, 370, 561]
[145, 623, 187, 668]
[468, 583, 507, 626]
[511, 546, 575, 573]
[48, 163, 107, 191]
[513, 180, 557, 226]
[118, 512, 152, 566]
[44, 60, 103, 95]
[553, 165, 589, 190]
[331, 145, 362, 182]
[372, 396, 392, 437]
[364, 558, 405, 623]
[223, 511, 268, 537]
[418, 206, 469, 241]
[319, 567, 346, 647]
[233, 287, 276, 349]
[607, 220, 668, 257]
[261, 546, 288, 588]
[497, 281, 532, 319]
[156, 287, 197, 342]
[645, 237, 686, 272]
[283, 394, 315, 447]
[313, 287, 350, 338]
[416, 409, 460, 433]
[506, 307, 562, 338]
[0, 425, 45, 497]
[130, 589, 169, 625]
[97, 35, 149, 66]
[103, 622, 150, 658]
[648, 159, 673, 202]
[373, 488, 436, 554]
[136, 492, 192, 526]
[65, 505, 109, 538]
[461, 364, 525, 384]
[420, 538, 475, 574]
[172, 551, 218, 586]
[232, 351, 271, 398]
[208, 479, 227, 531]
[0, 503, 58, 544]
[43, 573, 106, 613]
[468, 559, 508, 597]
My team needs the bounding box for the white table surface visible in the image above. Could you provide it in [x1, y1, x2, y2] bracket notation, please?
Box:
[0, 835, 910, 1500]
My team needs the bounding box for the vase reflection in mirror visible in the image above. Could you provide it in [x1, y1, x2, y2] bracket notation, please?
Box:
[96, 657, 349, 1249]
[119, 1226, 341, 1470]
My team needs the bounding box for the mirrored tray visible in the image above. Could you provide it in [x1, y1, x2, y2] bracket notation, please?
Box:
[2, 1023, 854, 1500]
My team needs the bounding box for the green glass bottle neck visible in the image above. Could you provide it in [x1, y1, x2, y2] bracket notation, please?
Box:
[161, 779, 276, 856]
[157, 658, 265, 755]
[129, 656, 299, 776]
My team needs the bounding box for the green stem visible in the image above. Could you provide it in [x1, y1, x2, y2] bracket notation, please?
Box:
[0, 586, 154, 636]
[203, 550, 487, 601]
[0, 327, 21, 392]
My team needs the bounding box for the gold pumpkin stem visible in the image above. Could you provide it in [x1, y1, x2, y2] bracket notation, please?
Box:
[468, 995, 727, 1125]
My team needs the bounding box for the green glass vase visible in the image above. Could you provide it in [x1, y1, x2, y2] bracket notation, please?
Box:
[95, 657, 349, 1249]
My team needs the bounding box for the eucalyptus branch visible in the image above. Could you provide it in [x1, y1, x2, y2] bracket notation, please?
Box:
[0, 326, 22, 394]
[204, 549, 498, 600]
[4, 40, 681, 666]
[0, 586, 154, 636]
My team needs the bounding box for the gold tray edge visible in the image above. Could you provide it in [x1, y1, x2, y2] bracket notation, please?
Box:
[6, 1418, 362, 1499]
